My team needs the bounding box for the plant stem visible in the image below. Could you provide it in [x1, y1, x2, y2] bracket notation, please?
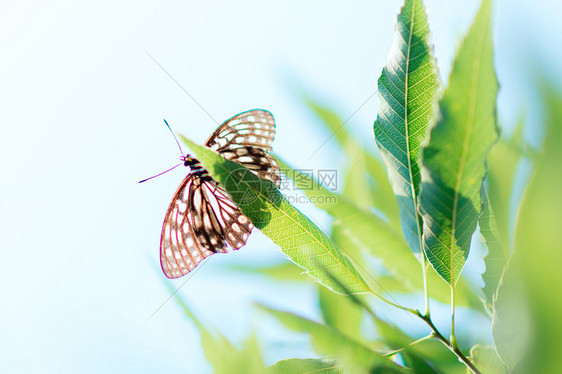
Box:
[381, 334, 435, 357]
[369, 286, 478, 372]
[370, 292, 419, 315]
[416, 311, 481, 374]
[421, 250, 430, 316]
[450, 285, 458, 349]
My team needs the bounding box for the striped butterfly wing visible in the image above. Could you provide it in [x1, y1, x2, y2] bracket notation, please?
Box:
[160, 173, 253, 279]
[160, 109, 280, 279]
[205, 109, 281, 187]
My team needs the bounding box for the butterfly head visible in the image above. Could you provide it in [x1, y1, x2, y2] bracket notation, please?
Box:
[181, 155, 200, 167]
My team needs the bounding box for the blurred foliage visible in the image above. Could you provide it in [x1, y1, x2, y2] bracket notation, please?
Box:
[509, 83, 562, 373]
[166, 0, 562, 372]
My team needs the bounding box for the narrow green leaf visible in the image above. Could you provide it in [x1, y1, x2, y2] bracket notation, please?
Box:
[258, 305, 404, 372]
[373, 320, 439, 373]
[486, 121, 526, 250]
[303, 96, 352, 147]
[278, 158, 483, 308]
[306, 265, 462, 373]
[364, 152, 401, 227]
[419, 0, 499, 285]
[469, 345, 507, 374]
[277, 158, 420, 290]
[227, 261, 306, 282]
[373, 0, 440, 253]
[303, 96, 399, 223]
[235, 335, 267, 374]
[172, 292, 266, 374]
[341, 140, 375, 208]
[180, 135, 371, 294]
[480, 122, 527, 314]
[491, 257, 530, 371]
[267, 358, 341, 374]
[399, 353, 439, 374]
[479, 186, 507, 313]
[318, 285, 363, 340]
[369, 310, 463, 373]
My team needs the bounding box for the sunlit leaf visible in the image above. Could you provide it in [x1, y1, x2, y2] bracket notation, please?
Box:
[226, 261, 306, 282]
[172, 291, 265, 374]
[235, 335, 267, 374]
[180, 135, 370, 294]
[303, 96, 398, 223]
[399, 353, 439, 374]
[318, 285, 363, 340]
[373, 0, 440, 253]
[258, 305, 405, 373]
[479, 186, 507, 313]
[371, 315, 464, 373]
[486, 120, 525, 249]
[302, 96, 352, 147]
[277, 158, 417, 287]
[341, 140, 375, 208]
[481, 119, 526, 313]
[491, 258, 530, 371]
[278, 158, 483, 309]
[469, 345, 507, 374]
[364, 152, 401, 227]
[419, 0, 499, 285]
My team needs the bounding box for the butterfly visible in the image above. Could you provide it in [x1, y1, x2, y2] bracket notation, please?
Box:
[159, 109, 280, 279]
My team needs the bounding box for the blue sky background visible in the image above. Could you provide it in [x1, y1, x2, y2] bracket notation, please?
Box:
[1, 0, 561, 372]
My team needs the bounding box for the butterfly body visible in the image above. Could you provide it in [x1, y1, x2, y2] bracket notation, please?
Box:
[181, 155, 209, 179]
[159, 110, 280, 279]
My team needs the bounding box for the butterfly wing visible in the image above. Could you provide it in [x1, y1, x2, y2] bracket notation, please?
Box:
[205, 109, 276, 152]
[160, 109, 279, 278]
[160, 173, 254, 279]
[205, 109, 281, 186]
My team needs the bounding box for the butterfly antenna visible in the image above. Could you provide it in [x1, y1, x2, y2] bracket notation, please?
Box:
[163, 119, 185, 157]
[139, 163, 182, 183]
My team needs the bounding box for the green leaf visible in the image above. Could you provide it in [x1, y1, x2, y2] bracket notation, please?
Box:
[479, 186, 507, 313]
[486, 120, 526, 250]
[277, 158, 420, 290]
[399, 353, 439, 374]
[341, 140, 375, 208]
[172, 291, 266, 374]
[373, 320, 439, 373]
[370, 314, 463, 373]
[278, 157, 482, 309]
[491, 257, 529, 371]
[267, 358, 341, 374]
[318, 284, 363, 340]
[180, 135, 371, 294]
[226, 261, 306, 282]
[469, 345, 507, 374]
[301, 263, 462, 373]
[419, 0, 499, 285]
[235, 335, 267, 374]
[512, 83, 562, 373]
[364, 152, 401, 227]
[373, 0, 440, 253]
[303, 96, 399, 224]
[258, 305, 404, 373]
[303, 95, 352, 147]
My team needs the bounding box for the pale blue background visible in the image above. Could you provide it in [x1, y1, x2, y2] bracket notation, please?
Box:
[1, 0, 560, 372]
